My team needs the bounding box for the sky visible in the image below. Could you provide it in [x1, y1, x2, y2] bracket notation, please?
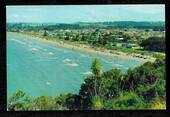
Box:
[6, 5, 165, 23]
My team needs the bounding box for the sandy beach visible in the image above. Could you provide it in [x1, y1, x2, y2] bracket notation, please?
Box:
[11, 32, 156, 62]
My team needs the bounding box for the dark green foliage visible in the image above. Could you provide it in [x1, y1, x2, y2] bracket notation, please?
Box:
[8, 92, 80, 110]
[122, 60, 164, 90]
[122, 58, 165, 104]
[103, 92, 145, 110]
[79, 76, 95, 110]
[55, 93, 82, 110]
[140, 37, 165, 52]
[103, 68, 122, 80]
[102, 69, 123, 98]
[122, 34, 130, 42]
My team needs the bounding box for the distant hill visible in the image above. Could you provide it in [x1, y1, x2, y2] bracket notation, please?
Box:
[77, 21, 165, 29]
[7, 21, 165, 31]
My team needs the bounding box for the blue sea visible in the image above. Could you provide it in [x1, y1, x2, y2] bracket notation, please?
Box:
[7, 32, 144, 99]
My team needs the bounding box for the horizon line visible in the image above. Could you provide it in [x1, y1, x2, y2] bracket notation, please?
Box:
[7, 20, 165, 24]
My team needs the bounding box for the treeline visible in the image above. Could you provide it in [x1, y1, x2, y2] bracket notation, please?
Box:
[80, 21, 165, 30]
[7, 21, 165, 32]
[8, 57, 166, 110]
[140, 37, 165, 52]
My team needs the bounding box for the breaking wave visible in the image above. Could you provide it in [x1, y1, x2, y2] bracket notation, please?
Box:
[65, 63, 79, 67]
[63, 58, 72, 62]
[46, 81, 51, 85]
[48, 52, 54, 55]
[31, 48, 38, 51]
[114, 64, 123, 67]
[82, 71, 92, 75]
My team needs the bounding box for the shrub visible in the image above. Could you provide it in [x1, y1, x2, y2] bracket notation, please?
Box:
[103, 92, 145, 110]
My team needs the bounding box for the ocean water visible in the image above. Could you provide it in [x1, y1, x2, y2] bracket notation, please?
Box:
[7, 32, 144, 99]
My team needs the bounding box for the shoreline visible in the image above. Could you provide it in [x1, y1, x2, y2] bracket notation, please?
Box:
[10, 32, 155, 62]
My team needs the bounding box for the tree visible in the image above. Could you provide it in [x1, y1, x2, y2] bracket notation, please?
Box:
[8, 90, 26, 110]
[91, 58, 102, 96]
[91, 58, 102, 78]
[122, 58, 165, 102]
[103, 68, 122, 80]
[79, 76, 95, 110]
[43, 28, 48, 36]
[140, 37, 165, 52]
[102, 69, 123, 96]
[78, 59, 103, 110]
[9, 90, 25, 103]
[122, 34, 130, 42]
[92, 95, 103, 110]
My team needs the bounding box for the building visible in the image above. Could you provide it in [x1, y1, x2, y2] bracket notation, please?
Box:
[111, 42, 142, 49]
[112, 42, 123, 47]
[124, 43, 142, 49]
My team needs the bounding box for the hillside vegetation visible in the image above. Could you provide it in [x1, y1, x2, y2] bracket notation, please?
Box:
[7, 21, 165, 31]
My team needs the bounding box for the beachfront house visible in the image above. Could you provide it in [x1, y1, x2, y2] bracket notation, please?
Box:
[111, 42, 123, 47]
[111, 42, 142, 49]
[123, 43, 142, 49]
[112, 42, 129, 47]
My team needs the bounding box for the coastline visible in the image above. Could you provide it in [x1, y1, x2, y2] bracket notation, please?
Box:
[10, 32, 156, 62]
